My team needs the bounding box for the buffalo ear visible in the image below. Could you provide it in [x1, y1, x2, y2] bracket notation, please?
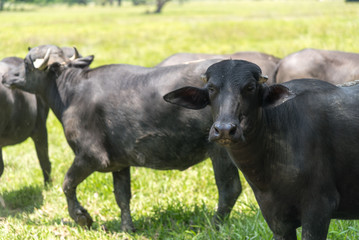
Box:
[163, 86, 209, 110]
[69, 55, 94, 68]
[262, 84, 296, 108]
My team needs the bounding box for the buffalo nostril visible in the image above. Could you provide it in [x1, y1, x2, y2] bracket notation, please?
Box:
[214, 126, 220, 135]
[229, 125, 237, 136]
[213, 123, 221, 136]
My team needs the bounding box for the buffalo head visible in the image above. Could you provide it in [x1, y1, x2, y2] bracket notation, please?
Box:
[164, 60, 295, 146]
[2, 45, 94, 94]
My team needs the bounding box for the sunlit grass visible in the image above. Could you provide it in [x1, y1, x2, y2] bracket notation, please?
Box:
[0, 1, 359, 239]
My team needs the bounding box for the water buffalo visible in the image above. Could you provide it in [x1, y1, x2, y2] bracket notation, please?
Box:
[274, 48, 359, 84]
[156, 51, 280, 84]
[164, 59, 359, 240]
[2, 45, 241, 231]
[0, 56, 51, 184]
[28, 46, 82, 59]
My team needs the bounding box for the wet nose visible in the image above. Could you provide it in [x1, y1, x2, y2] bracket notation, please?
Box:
[209, 121, 242, 144]
[214, 122, 237, 137]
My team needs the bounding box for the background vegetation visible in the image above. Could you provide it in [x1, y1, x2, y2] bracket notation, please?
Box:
[1, 0, 359, 239]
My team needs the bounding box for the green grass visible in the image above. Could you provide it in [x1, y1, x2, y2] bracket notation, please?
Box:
[0, 0, 359, 239]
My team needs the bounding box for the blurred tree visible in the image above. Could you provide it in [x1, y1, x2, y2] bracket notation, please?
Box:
[0, 0, 174, 11]
[131, 0, 171, 13]
[65, 0, 87, 5]
[132, 0, 145, 6]
[154, 0, 170, 13]
[99, 0, 121, 6]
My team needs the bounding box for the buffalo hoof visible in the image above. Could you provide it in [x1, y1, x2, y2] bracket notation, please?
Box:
[75, 208, 93, 228]
[120, 222, 136, 232]
[44, 179, 53, 189]
[212, 214, 226, 230]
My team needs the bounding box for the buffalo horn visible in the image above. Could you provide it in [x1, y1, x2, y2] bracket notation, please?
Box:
[258, 74, 268, 84]
[201, 74, 208, 83]
[33, 48, 51, 70]
[69, 47, 80, 61]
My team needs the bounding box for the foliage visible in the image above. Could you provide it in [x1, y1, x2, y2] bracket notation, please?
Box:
[132, 0, 146, 6]
[0, 1, 359, 239]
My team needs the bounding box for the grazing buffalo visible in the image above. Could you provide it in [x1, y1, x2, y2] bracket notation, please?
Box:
[0, 56, 51, 184]
[2, 45, 241, 231]
[157, 51, 280, 84]
[274, 48, 359, 84]
[164, 59, 359, 240]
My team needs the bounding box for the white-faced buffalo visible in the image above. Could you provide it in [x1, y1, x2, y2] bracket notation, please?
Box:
[0, 56, 51, 184]
[2, 45, 241, 231]
[274, 48, 359, 84]
[157, 51, 280, 84]
[164, 59, 359, 240]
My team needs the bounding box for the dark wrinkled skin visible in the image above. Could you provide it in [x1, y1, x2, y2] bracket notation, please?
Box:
[3, 45, 241, 232]
[274, 48, 359, 84]
[0, 57, 51, 184]
[156, 51, 280, 84]
[163, 59, 359, 240]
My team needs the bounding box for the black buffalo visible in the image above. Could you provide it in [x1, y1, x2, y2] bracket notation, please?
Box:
[156, 51, 280, 84]
[164, 59, 359, 240]
[0, 56, 51, 184]
[2, 45, 241, 231]
[274, 48, 359, 84]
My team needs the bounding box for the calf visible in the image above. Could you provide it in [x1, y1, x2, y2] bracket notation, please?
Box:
[274, 48, 359, 84]
[0, 56, 50, 184]
[2, 45, 241, 231]
[156, 51, 280, 84]
[164, 59, 359, 240]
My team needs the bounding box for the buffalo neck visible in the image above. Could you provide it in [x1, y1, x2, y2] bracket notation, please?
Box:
[42, 68, 82, 123]
[225, 108, 271, 191]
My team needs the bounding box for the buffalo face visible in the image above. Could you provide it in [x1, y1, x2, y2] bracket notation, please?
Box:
[1, 60, 25, 90]
[164, 59, 294, 146]
[2, 45, 94, 94]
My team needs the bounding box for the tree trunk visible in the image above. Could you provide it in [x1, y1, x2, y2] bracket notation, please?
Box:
[117, 0, 121, 6]
[154, 0, 170, 14]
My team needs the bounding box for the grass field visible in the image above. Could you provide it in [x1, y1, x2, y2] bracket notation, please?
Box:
[0, 0, 359, 239]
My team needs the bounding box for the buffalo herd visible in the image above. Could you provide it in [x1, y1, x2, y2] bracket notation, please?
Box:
[1, 46, 359, 239]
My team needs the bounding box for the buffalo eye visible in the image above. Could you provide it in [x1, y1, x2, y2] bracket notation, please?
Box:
[207, 84, 217, 95]
[244, 83, 256, 93]
[24, 60, 34, 72]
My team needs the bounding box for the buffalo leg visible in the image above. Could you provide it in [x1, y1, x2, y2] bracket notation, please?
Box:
[112, 168, 135, 232]
[273, 231, 297, 240]
[301, 197, 335, 240]
[31, 100, 51, 185]
[0, 148, 3, 177]
[209, 145, 241, 224]
[31, 127, 51, 185]
[62, 156, 95, 228]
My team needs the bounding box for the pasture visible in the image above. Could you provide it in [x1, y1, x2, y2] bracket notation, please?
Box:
[0, 0, 359, 239]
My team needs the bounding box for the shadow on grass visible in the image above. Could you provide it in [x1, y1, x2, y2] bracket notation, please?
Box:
[36, 202, 273, 239]
[94, 201, 273, 239]
[0, 185, 44, 217]
[96, 203, 225, 238]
